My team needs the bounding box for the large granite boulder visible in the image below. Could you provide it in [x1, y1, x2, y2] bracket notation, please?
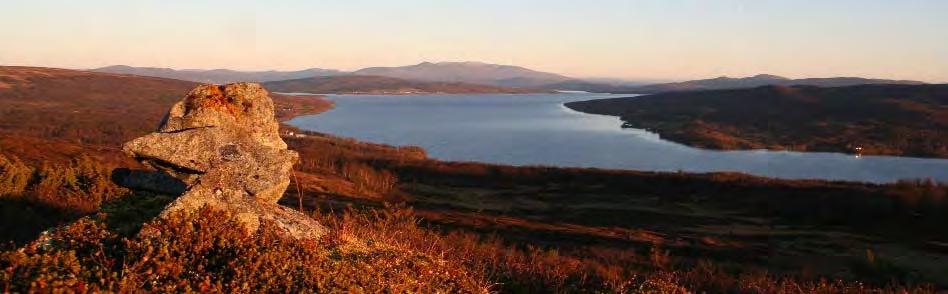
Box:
[122, 83, 324, 240]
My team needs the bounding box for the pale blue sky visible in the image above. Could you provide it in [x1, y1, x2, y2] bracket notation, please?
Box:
[1, 0, 946, 82]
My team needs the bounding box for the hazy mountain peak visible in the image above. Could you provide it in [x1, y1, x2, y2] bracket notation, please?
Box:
[709, 74, 788, 81]
[97, 64, 134, 70]
[749, 74, 789, 80]
[436, 61, 493, 67]
[97, 65, 174, 72]
[262, 75, 544, 94]
[353, 61, 572, 87]
[92, 65, 342, 83]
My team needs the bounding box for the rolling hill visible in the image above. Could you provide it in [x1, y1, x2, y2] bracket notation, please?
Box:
[625, 74, 925, 94]
[353, 61, 572, 88]
[93, 65, 343, 84]
[90, 64, 927, 95]
[263, 75, 544, 94]
[0, 66, 329, 163]
[537, 79, 642, 93]
[566, 84, 948, 157]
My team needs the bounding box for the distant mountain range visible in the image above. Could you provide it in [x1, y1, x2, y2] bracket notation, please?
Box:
[93, 65, 343, 84]
[622, 74, 925, 94]
[92, 64, 927, 94]
[353, 61, 573, 88]
[263, 75, 543, 94]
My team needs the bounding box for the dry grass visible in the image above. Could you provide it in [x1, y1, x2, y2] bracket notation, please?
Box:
[0, 205, 488, 293]
[3, 201, 935, 293]
[1, 67, 944, 292]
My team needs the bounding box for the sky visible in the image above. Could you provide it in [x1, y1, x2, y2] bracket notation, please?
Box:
[1, 0, 946, 82]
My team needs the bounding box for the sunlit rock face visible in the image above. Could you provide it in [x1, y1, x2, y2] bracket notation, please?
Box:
[123, 83, 324, 240]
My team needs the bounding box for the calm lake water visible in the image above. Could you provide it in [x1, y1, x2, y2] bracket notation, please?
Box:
[286, 93, 948, 183]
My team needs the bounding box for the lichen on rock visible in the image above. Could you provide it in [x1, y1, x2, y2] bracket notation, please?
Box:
[122, 82, 324, 240]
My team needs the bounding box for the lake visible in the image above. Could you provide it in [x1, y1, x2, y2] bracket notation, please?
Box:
[286, 93, 948, 183]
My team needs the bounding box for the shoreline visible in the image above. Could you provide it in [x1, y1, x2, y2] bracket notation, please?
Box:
[563, 90, 948, 160]
[278, 109, 948, 287]
[280, 93, 947, 184]
[563, 101, 948, 161]
[271, 92, 336, 122]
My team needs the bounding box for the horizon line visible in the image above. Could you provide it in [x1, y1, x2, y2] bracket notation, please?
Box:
[2, 61, 945, 84]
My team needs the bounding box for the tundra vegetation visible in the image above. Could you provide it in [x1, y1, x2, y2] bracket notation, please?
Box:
[1, 67, 946, 292]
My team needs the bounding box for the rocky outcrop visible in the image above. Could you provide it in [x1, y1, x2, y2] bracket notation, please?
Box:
[122, 83, 324, 240]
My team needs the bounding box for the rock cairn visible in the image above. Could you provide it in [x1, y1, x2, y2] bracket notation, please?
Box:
[123, 83, 324, 239]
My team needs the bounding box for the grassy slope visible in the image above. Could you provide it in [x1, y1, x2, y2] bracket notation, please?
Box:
[1, 67, 945, 292]
[0, 66, 334, 243]
[566, 84, 948, 158]
[286, 130, 948, 288]
[0, 66, 331, 163]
